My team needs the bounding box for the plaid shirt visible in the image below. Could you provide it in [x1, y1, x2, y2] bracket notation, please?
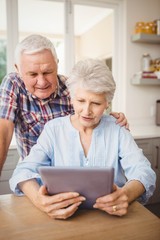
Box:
[0, 72, 74, 159]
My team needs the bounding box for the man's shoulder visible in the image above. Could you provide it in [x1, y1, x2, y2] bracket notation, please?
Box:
[58, 74, 68, 84]
[1, 72, 23, 88]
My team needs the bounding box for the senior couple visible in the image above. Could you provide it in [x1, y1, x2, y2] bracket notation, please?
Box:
[0, 35, 155, 220]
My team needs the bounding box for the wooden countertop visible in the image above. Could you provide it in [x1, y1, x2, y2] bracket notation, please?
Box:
[0, 194, 159, 240]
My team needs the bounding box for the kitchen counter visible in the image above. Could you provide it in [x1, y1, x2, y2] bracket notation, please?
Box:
[10, 133, 17, 149]
[9, 125, 160, 149]
[130, 125, 160, 139]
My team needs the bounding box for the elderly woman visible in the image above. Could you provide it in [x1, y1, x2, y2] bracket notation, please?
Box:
[10, 59, 156, 220]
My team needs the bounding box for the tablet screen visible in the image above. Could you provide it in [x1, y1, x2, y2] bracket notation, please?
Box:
[39, 166, 114, 209]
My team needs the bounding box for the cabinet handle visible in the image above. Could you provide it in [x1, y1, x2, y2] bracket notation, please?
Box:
[155, 146, 160, 169]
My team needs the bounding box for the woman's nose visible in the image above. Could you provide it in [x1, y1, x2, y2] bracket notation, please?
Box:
[84, 105, 91, 115]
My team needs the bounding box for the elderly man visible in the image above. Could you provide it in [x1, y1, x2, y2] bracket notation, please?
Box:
[0, 34, 128, 174]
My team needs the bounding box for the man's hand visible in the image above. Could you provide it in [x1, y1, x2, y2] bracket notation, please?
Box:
[110, 112, 129, 130]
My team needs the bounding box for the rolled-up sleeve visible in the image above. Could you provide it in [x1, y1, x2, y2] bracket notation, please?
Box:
[9, 122, 54, 195]
[118, 127, 156, 204]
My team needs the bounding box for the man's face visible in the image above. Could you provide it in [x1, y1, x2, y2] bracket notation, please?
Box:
[16, 49, 58, 99]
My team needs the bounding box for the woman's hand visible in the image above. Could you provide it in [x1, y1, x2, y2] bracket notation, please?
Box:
[110, 112, 129, 130]
[93, 184, 129, 216]
[34, 185, 86, 219]
[19, 180, 86, 220]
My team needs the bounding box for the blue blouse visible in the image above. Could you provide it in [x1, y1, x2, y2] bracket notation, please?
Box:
[9, 115, 156, 204]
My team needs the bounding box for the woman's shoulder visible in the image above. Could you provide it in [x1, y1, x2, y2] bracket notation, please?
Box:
[100, 114, 122, 131]
[102, 114, 117, 124]
[45, 115, 70, 128]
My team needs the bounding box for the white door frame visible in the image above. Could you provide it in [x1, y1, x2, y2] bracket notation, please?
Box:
[65, 0, 125, 112]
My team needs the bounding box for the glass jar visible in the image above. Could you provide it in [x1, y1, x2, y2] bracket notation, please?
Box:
[144, 22, 153, 34]
[144, 22, 156, 34]
[141, 53, 152, 72]
[135, 22, 145, 34]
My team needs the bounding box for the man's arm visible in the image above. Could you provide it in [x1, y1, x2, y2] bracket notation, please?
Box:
[0, 119, 14, 175]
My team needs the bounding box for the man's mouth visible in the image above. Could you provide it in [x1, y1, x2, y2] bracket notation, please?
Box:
[37, 86, 50, 90]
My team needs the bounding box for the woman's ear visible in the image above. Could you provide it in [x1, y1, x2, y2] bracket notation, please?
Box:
[104, 102, 111, 114]
[105, 101, 109, 109]
[14, 64, 19, 73]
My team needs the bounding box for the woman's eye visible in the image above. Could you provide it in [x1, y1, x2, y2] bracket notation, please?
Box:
[93, 102, 101, 105]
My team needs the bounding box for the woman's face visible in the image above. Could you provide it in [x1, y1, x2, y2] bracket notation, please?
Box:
[72, 88, 108, 129]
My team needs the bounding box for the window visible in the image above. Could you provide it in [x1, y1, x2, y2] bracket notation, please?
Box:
[3, 0, 124, 112]
[0, 0, 7, 84]
[18, 0, 65, 74]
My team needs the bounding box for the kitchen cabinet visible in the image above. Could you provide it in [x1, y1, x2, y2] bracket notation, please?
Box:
[0, 148, 19, 194]
[135, 137, 160, 204]
[131, 33, 160, 85]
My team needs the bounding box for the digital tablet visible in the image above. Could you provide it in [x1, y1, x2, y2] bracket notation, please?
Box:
[39, 166, 114, 209]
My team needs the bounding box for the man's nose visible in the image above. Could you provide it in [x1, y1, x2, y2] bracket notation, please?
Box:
[37, 74, 46, 85]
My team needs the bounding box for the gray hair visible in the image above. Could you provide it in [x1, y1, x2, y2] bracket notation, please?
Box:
[66, 58, 116, 103]
[14, 34, 58, 65]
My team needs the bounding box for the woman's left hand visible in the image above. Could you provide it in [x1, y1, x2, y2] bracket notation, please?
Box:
[93, 184, 129, 216]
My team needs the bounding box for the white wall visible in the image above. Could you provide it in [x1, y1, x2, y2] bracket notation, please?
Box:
[124, 0, 160, 126]
[77, 13, 113, 60]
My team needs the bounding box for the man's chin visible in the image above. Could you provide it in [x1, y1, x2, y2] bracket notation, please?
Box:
[34, 91, 52, 100]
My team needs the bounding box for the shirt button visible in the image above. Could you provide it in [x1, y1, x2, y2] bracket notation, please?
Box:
[85, 158, 89, 166]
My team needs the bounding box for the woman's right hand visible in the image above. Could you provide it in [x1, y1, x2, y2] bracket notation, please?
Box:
[35, 185, 86, 219]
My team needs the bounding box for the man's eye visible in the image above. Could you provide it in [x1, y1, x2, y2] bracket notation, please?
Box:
[44, 72, 52, 75]
[30, 73, 37, 77]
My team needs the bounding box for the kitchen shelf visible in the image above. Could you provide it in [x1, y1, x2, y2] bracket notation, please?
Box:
[131, 33, 160, 44]
[131, 77, 160, 85]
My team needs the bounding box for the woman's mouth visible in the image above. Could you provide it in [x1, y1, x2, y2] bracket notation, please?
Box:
[81, 116, 93, 121]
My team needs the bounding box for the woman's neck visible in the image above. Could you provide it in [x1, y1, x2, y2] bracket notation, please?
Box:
[70, 114, 93, 157]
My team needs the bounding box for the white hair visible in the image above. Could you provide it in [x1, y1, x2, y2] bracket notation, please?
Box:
[14, 34, 58, 65]
[66, 58, 116, 103]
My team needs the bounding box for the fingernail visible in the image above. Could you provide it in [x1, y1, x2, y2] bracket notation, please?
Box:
[76, 202, 82, 206]
[73, 193, 79, 197]
[80, 197, 86, 201]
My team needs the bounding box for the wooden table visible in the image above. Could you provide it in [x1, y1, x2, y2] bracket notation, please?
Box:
[0, 194, 159, 240]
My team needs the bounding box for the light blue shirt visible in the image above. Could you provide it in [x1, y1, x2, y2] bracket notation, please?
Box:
[9, 115, 156, 204]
